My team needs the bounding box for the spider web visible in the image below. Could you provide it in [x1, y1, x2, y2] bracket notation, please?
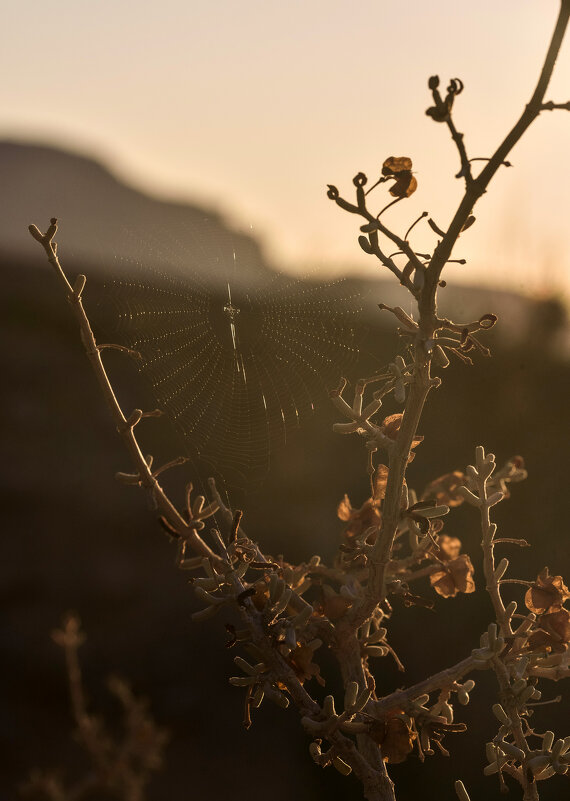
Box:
[91, 223, 363, 495]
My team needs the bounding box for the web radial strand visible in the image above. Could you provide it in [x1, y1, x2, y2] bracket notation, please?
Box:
[94, 251, 361, 494]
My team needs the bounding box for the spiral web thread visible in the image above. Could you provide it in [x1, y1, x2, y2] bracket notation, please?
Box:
[92, 224, 362, 494]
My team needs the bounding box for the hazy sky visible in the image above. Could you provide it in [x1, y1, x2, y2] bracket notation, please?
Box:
[3, 0, 570, 296]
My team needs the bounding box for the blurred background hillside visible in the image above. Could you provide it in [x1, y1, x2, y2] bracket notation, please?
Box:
[1, 140, 569, 801]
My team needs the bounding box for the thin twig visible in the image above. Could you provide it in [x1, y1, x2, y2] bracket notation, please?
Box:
[28, 219, 223, 568]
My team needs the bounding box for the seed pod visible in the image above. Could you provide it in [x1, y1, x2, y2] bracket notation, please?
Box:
[271, 588, 292, 616]
[505, 600, 517, 618]
[515, 655, 529, 677]
[492, 703, 510, 725]
[252, 686, 264, 708]
[229, 676, 256, 687]
[265, 686, 290, 708]
[201, 558, 215, 578]
[192, 577, 220, 590]
[494, 558, 509, 580]
[498, 740, 525, 761]
[344, 681, 359, 711]
[309, 742, 322, 763]
[178, 555, 205, 570]
[456, 486, 481, 506]
[542, 731, 555, 751]
[284, 626, 297, 650]
[420, 726, 433, 756]
[432, 344, 450, 368]
[487, 491, 504, 507]
[352, 688, 371, 714]
[511, 679, 527, 695]
[302, 716, 324, 733]
[365, 627, 387, 644]
[340, 720, 370, 733]
[233, 656, 259, 676]
[332, 756, 352, 776]
[194, 586, 225, 605]
[537, 766, 556, 779]
[485, 742, 497, 763]
[394, 380, 406, 404]
[323, 695, 337, 718]
[412, 504, 450, 518]
[365, 645, 389, 658]
[454, 780, 471, 801]
[269, 574, 284, 604]
[552, 739, 565, 759]
[457, 689, 470, 705]
[528, 754, 552, 776]
[517, 685, 536, 705]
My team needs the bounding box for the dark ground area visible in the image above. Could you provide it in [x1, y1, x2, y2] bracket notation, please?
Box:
[2, 250, 569, 801]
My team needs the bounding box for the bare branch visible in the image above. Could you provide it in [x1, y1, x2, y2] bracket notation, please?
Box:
[28, 219, 223, 568]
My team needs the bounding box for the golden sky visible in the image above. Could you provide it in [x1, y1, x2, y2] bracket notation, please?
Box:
[3, 0, 569, 296]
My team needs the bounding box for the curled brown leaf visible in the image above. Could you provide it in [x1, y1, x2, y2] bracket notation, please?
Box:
[525, 568, 570, 615]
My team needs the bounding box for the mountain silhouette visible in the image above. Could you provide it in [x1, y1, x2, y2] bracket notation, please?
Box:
[0, 140, 272, 287]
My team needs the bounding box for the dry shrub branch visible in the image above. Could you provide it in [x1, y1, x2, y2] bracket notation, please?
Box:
[27, 3, 570, 800]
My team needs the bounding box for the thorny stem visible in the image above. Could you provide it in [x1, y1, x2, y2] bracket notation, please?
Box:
[208, 526, 394, 800]
[473, 455, 541, 800]
[345, 0, 569, 628]
[371, 654, 480, 717]
[493, 655, 539, 801]
[447, 114, 473, 187]
[28, 220, 223, 569]
[475, 461, 509, 634]
[423, 0, 570, 312]
[329, 9, 569, 797]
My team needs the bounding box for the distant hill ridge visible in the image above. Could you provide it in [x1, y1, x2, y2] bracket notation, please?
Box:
[0, 140, 272, 287]
[2, 140, 567, 353]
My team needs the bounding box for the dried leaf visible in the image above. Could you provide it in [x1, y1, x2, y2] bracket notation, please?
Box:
[337, 494, 353, 522]
[382, 157, 413, 175]
[314, 592, 353, 622]
[435, 534, 462, 561]
[380, 414, 423, 461]
[381, 157, 417, 198]
[370, 713, 416, 763]
[338, 496, 381, 544]
[525, 568, 570, 615]
[430, 554, 475, 598]
[528, 608, 570, 653]
[422, 471, 466, 507]
[373, 464, 390, 502]
[288, 644, 325, 686]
